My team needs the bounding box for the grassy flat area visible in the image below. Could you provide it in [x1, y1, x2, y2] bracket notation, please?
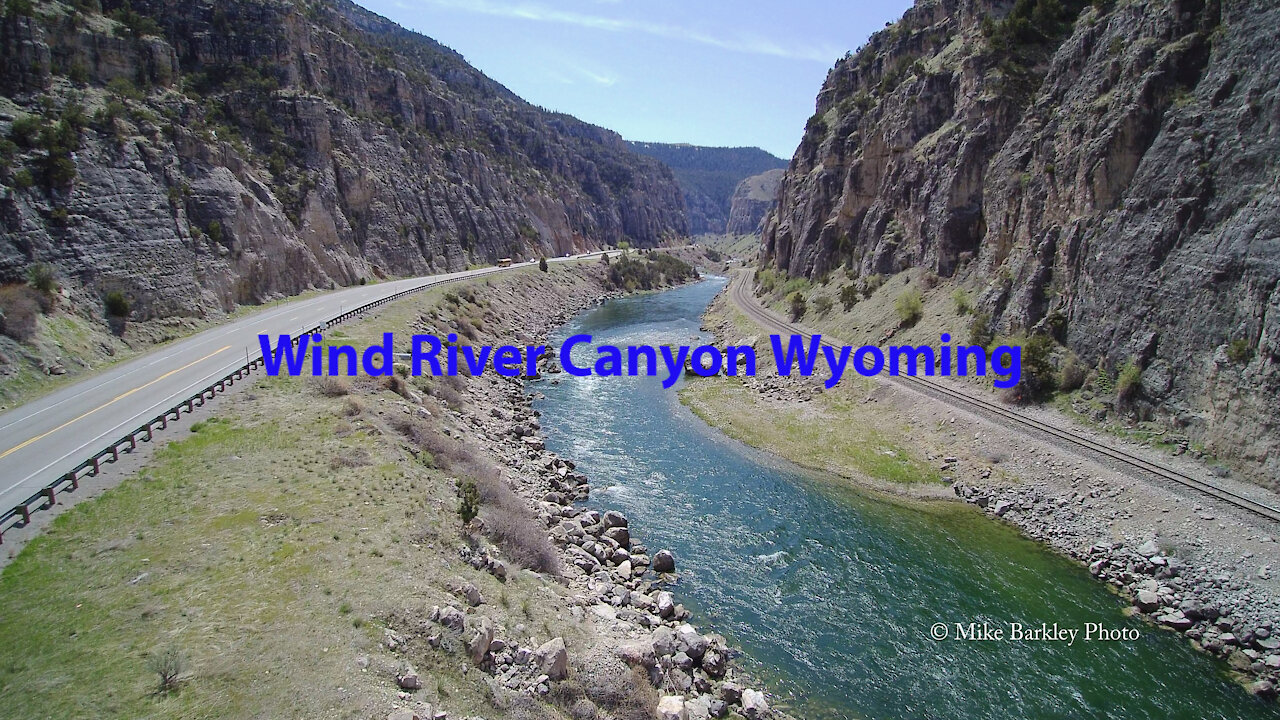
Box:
[681, 377, 941, 487]
[678, 296, 943, 491]
[0, 267, 602, 719]
[2, 380, 452, 717]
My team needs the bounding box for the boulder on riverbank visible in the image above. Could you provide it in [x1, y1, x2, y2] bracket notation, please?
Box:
[653, 549, 676, 573]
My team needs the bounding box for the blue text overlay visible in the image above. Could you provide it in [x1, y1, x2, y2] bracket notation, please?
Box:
[259, 333, 1023, 390]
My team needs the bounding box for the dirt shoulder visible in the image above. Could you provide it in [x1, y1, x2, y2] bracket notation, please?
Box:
[693, 281, 1280, 697]
[0, 253, 782, 720]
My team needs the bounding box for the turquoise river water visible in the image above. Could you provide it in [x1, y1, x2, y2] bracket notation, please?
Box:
[531, 277, 1277, 720]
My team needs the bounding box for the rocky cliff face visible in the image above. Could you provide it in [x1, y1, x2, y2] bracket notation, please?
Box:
[0, 0, 687, 319]
[726, 168, 784, 235]
[762, 0, 1280, 483]
[627, 142, 785, 235]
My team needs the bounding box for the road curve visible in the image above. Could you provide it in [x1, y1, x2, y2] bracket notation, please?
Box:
[724, 272, 1280, 525]
[0, 253, 609, 518]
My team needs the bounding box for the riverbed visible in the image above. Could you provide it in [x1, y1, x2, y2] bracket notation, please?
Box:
[532, 278, 1276, 720]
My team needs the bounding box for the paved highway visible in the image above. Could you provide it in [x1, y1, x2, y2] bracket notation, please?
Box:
[0, 253, 607, 519]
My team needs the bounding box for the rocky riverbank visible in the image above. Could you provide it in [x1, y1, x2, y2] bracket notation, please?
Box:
[952, 479, 1280, 697]
[688, 286, 1280, 701]
[373, 254, 790, 720]
[430, 378, 780, 720]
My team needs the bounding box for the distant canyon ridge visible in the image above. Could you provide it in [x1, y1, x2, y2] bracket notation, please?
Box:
[627, 142, 787, 236]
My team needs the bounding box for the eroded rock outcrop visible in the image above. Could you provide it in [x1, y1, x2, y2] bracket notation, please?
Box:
[0, 0, 687, 319]
[726, 168, 784, 235]
[762, 0, 1279, 483]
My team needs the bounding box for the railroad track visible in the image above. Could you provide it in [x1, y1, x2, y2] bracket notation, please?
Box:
[725, 273, 1280, 525]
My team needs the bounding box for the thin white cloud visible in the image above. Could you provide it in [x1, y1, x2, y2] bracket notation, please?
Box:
[575, 66, 619, 86]
[534, 62, 617, 86]
[409, 0, 839, 63]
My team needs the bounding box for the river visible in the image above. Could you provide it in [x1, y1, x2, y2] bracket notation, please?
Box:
[532, 277, 1276, 720]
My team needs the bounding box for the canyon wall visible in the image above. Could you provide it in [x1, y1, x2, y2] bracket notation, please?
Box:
[0, 0, 688, 319]
[762, 0, 1279, 481]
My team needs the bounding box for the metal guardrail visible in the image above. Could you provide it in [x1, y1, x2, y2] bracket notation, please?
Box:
[0, 266, 511, 543]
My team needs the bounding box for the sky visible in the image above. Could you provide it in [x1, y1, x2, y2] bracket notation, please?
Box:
[358, 0, 914, 159]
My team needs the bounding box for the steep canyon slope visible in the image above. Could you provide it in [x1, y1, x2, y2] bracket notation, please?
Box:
[762, 0, 1279, 483]
[628, 141, 785, 235]
[726, 168, 784, 235]
[0, 0, 687, 320]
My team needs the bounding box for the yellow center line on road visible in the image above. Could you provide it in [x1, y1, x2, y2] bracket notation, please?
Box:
[0, 345, 233, 461]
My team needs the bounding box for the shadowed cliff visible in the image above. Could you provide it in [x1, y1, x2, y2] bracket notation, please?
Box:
[0, 0, 688, 320]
